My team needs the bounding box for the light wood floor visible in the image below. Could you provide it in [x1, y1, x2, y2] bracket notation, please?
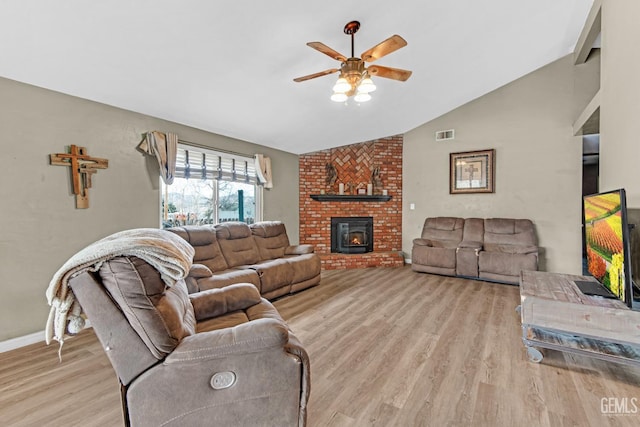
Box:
[2, 266, 640, 426]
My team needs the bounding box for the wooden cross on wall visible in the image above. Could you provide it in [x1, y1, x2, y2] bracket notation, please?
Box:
[50, 145, 109, 209]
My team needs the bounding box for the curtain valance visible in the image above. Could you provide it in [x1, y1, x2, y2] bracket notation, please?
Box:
[175, 145, 257, 184]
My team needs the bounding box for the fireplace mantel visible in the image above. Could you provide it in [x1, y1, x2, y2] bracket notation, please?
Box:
[310, 194, 392, 202]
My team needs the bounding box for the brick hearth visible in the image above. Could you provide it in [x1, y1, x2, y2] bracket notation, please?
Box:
[299, 136, 404, 269]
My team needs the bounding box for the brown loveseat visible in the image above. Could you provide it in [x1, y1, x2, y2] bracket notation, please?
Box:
[168, 221, 321, 299]
[412, 217, 538, 284]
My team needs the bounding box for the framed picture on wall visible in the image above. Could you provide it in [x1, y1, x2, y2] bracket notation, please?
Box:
[449, 149, 495, 194]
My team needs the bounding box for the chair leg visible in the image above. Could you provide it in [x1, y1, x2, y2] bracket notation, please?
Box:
[120, 383, 131, 427]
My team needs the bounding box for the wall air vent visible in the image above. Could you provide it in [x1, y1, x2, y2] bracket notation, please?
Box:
[435, 129, 455, 141]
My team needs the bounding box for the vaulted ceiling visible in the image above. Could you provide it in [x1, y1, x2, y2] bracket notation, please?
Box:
[0, 1, 593, 154]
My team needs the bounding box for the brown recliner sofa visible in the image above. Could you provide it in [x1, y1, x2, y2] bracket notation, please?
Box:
[412, 217, 538, 284]
[70, 256, 310, 427]
[168, 221, 321, 299]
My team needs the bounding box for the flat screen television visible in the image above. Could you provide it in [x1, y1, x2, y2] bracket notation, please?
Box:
[579, 188, 634, 308]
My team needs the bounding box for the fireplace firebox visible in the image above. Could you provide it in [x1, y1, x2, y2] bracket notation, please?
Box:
[331, 217, 373, 254]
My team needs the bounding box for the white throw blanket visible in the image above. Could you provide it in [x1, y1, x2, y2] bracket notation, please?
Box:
[45, 228, 194, 348]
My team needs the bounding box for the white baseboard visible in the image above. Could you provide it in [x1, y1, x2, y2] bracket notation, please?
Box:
[0, 330, 44, 353]
[0, 320, 92, 353]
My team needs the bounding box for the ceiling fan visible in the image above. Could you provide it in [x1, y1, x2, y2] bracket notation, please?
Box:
[294, 20, 412, 102]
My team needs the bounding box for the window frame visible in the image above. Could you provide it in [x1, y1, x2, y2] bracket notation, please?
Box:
[159, 143, 263, 228]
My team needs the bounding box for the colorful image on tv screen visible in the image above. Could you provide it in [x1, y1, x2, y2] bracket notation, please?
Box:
[584, 191, 625, 300]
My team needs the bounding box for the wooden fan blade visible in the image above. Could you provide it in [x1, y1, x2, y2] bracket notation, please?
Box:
[361, 35, 407, 62]
[293, 68, 339, 82]
[307, 42, 347, 62]
[367, 65, 412, 81]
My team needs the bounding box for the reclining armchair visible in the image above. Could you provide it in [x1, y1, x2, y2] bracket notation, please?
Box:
[69, 255, 310, 427]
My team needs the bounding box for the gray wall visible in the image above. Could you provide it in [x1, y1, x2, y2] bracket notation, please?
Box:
[403, 54, 599, 275]
[599, 0, 640, 286]
[0, 77, 299, 341]
[600, 0, 640, 206]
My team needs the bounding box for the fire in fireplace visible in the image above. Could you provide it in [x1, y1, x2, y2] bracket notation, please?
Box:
[331, 217, 373, 254]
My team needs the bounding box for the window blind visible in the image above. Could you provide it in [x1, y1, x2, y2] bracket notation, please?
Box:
[174, 145, 257, 184]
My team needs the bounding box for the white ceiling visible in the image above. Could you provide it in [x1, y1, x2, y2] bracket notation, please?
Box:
[0, 1, 593, 154]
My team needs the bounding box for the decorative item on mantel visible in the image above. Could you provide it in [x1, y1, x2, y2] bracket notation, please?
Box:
[310, 193, 392, 202]
[371, 165, 383, 194]
[50, 145, 109, 209]
[326, 162, 338, 189]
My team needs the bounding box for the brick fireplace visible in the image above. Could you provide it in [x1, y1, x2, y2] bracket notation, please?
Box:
[299, 136, 404, 269]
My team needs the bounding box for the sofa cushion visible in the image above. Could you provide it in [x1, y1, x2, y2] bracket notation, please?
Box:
[411, 246, 456, 269]
[412, 238, 460, 249]
[98, 256, 196, 358]
[196, 268, 261, 292]
[251, 221, 288, 238]
[421, 217, 464, 242]
[285, 253, 322, 284]
[168, 226, 229, 272]
[484, 219, 536, 246]
[189, 283, 261, 321]
[425, 217, 461, 231]
[483, 243, 538, 254]
[250, 221, 290, 260]
[195, 298, 284, 333]
[245, 258, 293, 294]
[195, 311, 251, 332]
[215, 222, 261, 267]
[217, 221, 253, 239]
[479, 252, 537, 277]
[429, 239, 460, 249]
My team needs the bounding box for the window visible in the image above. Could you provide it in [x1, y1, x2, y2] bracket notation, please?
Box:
[161, 144, 262, 228]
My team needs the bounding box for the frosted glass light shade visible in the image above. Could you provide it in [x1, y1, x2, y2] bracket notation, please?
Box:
[332, 77, 351, 93]
[331, 92, 348, 102]
[358, 77, 376, 93]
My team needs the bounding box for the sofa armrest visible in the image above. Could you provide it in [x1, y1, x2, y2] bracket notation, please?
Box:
[165, 317, 289, 362]
[189, 283, 261, 321]
[189, 263, 213, 278]
[285, 244, 315, 255]
[413, 238, 432, 246]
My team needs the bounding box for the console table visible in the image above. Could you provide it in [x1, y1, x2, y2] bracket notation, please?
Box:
[518, 270, 640, 366]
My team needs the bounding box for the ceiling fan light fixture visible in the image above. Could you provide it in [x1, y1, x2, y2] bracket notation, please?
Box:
[331, 92, 348, 102]
[293, 21, 410, 104]
[354, 91, 372, 103]
[332, 77, 351, 93]
[358, 77, 376, 93]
